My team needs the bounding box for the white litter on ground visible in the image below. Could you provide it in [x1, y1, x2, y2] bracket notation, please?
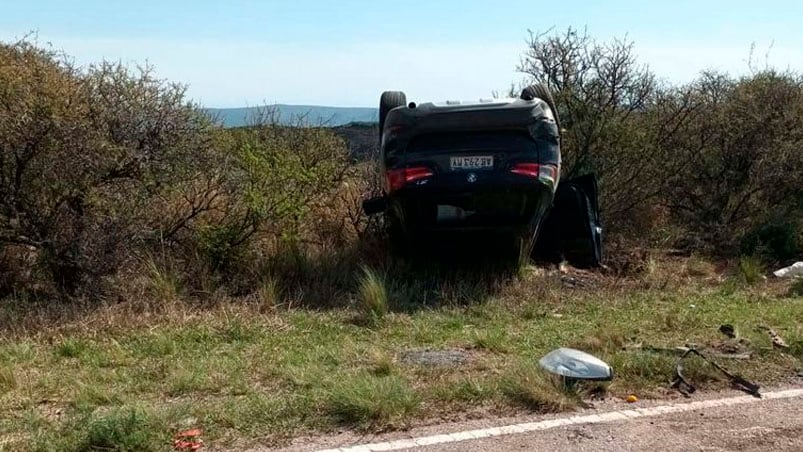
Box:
[774, 262, 803, 278]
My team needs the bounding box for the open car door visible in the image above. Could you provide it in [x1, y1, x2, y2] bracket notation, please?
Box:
[533, 173, 603, 268]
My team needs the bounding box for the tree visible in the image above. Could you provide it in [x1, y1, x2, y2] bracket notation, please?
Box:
[518, 28, 699, 234]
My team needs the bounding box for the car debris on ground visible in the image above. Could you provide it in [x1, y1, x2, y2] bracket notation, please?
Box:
[539, 348, 614, 382]
[671, 348, 761, 398]
[773, 262, 803, 278]
[756, 326, 790, 349]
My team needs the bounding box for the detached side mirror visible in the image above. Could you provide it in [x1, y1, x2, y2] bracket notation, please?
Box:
[362, 196, 388, 216]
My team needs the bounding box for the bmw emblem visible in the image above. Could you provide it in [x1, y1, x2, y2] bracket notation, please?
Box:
[467, 173, 478, 183]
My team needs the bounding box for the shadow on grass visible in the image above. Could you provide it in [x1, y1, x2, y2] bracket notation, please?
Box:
[268, 233, 523, 312]
[0, 233, 527, 332]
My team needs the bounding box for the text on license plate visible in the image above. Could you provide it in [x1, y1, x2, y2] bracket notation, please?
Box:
[450, 156, 494, 170]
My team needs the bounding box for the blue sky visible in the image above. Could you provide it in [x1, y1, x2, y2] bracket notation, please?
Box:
[3, 0, 802, 107]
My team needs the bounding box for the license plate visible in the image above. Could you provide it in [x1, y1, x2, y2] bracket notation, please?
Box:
[450, 156, 494, 170]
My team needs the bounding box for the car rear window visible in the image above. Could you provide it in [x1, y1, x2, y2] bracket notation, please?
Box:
[407, 131, 536, 154]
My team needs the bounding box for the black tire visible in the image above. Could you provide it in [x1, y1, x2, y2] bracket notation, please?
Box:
[379, 91, 407, 142]
[521, 84, 560, 130]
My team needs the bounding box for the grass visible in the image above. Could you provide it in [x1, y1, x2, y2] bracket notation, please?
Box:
[789, 277, 803, 297]
[145, 258, 182, 303]
[326, 375, 420, 430]
[0, 257, 801, 450]
[357, 266, 388, 323]
[738, 255, 766, 285]
[500, 365, 581, 412]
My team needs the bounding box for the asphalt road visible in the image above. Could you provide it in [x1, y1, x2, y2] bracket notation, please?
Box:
[279, 388, 803, 452]
[421, 394, 803, 452]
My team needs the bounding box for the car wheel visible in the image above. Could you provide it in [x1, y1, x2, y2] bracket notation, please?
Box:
[521, 84, 561, 130]
[379, 91, 407, 142]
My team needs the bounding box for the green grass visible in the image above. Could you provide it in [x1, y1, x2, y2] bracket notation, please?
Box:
[500, 364, 582, 412]
[789, 277, 803, 297]
[0, 267, 801, 450]
[357, 266, 389, 324]
[738, 255, 766, 285]
[326, 374, 420, 430]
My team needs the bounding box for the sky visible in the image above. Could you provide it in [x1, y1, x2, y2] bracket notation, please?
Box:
[2, 0, 803, 107]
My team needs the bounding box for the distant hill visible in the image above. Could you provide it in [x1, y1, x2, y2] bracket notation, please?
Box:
[206, 105, 378, 127]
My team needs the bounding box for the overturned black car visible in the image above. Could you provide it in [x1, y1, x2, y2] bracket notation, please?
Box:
[363, 85, 602, 268]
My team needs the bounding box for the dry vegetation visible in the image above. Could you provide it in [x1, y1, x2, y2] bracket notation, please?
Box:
[0, 257, 801, 450]
[0, 30, 802, 451]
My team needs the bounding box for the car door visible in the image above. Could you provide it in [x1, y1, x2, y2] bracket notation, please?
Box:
[533, 173, 603, 268]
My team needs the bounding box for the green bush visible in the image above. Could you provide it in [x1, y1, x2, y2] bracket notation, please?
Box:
[0, 40, 350, 298]
[0, 40, 215, 295]
[741, 221, 802, 262]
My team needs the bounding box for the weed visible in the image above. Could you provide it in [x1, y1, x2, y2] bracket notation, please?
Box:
[0, 365, 15, 392]
[789, 278, 803, 297]
[684, 255, 716, 278]
[357, 266, 388, 323]
[255, 277, 280, 310]
[77, 408, 161, 452]
[2, 258, 802, 448]
[34, 407, 164, 452]
[54, 337, 88, 359]
[146, 258, 182, 303]
[738, 255, 766, 285]
[472, 328, 509, 353]
[368, 349, 395, 376]
[326, 375, 420, 429]
[435, 377, 493, 403]
[500, 365, 579, 412]
[72, 384, 121, 409]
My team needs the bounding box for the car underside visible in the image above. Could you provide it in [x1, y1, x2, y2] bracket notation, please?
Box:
[363, 85, 603, 267]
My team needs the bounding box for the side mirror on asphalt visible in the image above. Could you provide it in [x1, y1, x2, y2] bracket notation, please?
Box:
[539, 348, 614, 382]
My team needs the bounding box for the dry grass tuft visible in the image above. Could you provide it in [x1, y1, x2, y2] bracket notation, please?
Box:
[357, 266, 389, 323]
[738, 256, 766, 285]
[683, 255, 717, 278]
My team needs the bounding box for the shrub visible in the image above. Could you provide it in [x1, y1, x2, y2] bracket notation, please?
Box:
[519, 28, 698, 237]
[0, 40, 351, 297]
[666, 70, 803, 254]
[0, 40, 215, 295]
[740, 220, 802, 263]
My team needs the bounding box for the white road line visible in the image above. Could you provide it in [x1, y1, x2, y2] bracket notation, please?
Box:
[317, 389, 803, 452]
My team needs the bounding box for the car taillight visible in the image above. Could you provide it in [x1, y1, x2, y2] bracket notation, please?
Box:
[387, 166, 434, 192]
[510, 163, 559, 189]
[510, 163, 540, 178]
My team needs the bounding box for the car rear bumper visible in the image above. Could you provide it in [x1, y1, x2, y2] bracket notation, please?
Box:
[390, 180, 554, 234]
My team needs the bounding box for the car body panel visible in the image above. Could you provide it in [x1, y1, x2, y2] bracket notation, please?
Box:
[366, 93, 602, 266]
